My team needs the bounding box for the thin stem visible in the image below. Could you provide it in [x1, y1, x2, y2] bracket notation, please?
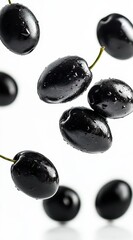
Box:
[89, 46, 105, 70]
[0, 155, 15, 163]
[8, 0, 11, 4]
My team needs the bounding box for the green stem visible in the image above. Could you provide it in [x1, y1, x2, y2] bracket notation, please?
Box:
[8, 0, 11, 4]
[89, 46, 105, 70]
[0, 155, 15, 163]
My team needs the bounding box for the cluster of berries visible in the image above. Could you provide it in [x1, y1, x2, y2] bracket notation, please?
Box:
[0, 0, 133, 227]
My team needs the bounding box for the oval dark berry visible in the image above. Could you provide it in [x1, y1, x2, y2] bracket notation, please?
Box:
[95, 180, 132, 220]
[37, 56, 92, 103]
[88, 78, 133, 119]
[59, 107, 112, 153]
[43, 186, 81, 222]
[0, 4, 40, 55]
[0, 72, 18, 106]
[11, 151, 59, 199]
[97, 13, 133, 59]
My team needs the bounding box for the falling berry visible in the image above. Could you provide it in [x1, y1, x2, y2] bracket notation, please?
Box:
[0, 151, 59, 199]
[97, 13, 133, 59]
[88, 78, 133, 119]
[43, 186, 81, 222]
[59, 107, 112, 153]
[0, 2, 40, 54]
[95, 180, 132, 220]
[37, 47, 104, 103]
[0, 72, 18, 106]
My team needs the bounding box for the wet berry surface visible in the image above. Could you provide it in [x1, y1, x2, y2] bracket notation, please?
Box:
[59, 107, 112, 153]
[37, 56, 92, 103]
[88, 78, 133, 119]
[0, 4, 40, 54]
[97, 13, 133, 59]
[11, 151, 59, 199]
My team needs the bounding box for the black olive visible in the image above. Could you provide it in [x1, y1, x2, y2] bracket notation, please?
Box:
[88, 78, 133, 119]
[37, 56, 92, 103]
[37, 48, 104, 103]
[0, 72, 18, 106]
[0, 4, 40, 55]
[59, 107, 112, 153]
[43, 186, 81, 222]
[97, 13, 133, 59]
[95, 180, 132, 220]
[11, 151, 59, 199]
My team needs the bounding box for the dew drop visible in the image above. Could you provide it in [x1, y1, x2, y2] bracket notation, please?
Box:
[113, 97, 117, 102]
[119, 90, 122, 94]
[107, 92, 112, 96]
[21, 28, 30, 37]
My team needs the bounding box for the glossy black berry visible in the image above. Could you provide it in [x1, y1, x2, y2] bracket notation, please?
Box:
[59, 107, 112, 153]
[97, 13, 133, 59]
[0, 72, 18, 106]
[37, 56, 92, 103]
[0, 4, 40, 55]
[11, 151, 59, 199]
[88, 78, 133, 119]
[37, 48, 104, 104]
[43, 186, 81, 222]
[95, 180, 132, 220]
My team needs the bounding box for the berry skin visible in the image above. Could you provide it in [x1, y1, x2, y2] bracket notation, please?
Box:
[88, 78, 133, 119]
[37, 48, 104, 104]
[43, 186, 81, 222]
[0, 4, 40, 55]
[11, 151, 59, 199]
[37, 56, 92, 103]
[0, 72, 18, 106]
[95, 180, 132, 220]
[59, 107, 112, 153]
[97, 13, 133, 59]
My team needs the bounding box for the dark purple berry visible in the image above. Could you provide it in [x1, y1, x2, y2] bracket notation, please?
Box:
[11, 151, 59, 199]
[37, 56, 92, 103]
[0, 4, 40, 54]
[96, 180, 132, 220]
[88, 78, 133, 119]
[43, 186, 81, 222]
[37, 48, 104, 103]
[97, 13, 133, 59]
[59, 107, 112, 153]
[0, 72, 18, 106]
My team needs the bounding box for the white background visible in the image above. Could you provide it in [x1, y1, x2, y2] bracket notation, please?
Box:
[0, 0, 133, 239]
